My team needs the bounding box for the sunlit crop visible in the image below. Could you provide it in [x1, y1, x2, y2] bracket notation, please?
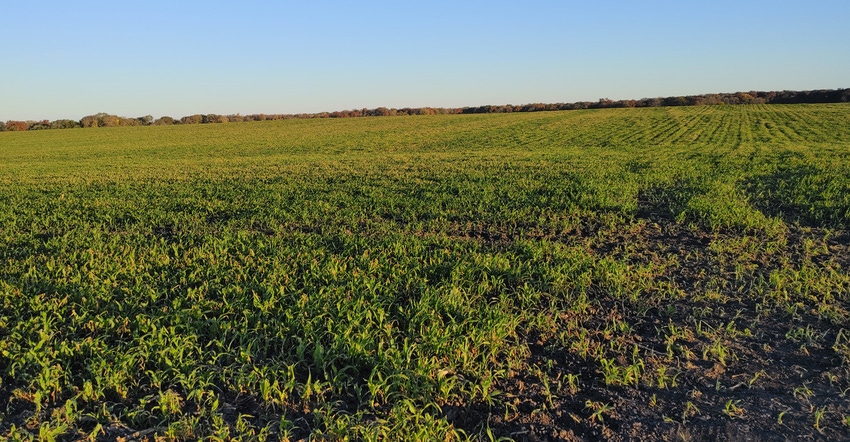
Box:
[1, 104, 849, 440]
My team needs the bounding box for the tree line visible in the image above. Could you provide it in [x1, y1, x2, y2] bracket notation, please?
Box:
[3, 88, 848, 132]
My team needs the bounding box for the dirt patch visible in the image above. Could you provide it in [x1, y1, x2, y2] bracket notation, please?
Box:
[443, 221, 850, 441]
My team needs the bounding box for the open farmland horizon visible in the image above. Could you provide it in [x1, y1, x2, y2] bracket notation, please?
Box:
[1, 104, 850, 440]
[3, 87, 849, 132]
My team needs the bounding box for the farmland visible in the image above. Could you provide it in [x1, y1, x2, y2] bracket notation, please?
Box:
[1, 104, 850, 441]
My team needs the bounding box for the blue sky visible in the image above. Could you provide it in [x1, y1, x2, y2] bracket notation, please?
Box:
[2, 1, 848, 121]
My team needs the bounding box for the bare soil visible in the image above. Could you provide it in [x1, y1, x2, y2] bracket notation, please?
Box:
[447, 221, 850, 441]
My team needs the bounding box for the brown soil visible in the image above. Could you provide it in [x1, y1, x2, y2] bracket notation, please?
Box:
[444, 221, 850, 441]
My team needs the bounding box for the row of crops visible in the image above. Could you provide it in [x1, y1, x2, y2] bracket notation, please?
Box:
[1, 104, 849, 440]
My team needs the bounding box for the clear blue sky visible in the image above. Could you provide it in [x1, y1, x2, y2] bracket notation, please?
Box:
[2, 1, 848, 121]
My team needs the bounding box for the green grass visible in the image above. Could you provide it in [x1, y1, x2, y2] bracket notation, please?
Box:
[1, 104, 850, 440]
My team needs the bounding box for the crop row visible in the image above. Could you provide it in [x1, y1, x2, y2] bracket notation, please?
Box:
[1, 104, 849, 440]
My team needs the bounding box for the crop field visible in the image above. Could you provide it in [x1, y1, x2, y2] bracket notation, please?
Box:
[2, 104, 850, 441]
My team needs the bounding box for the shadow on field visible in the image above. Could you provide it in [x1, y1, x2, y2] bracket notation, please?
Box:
[635, 180, 701, 222]
[743, 164, 849, 229]
[441, 221, 850, 442]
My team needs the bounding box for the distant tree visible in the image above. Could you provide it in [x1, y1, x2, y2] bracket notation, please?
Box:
[99, 114, 120, 127]
[153, 116, 174, 125]
[80, 115, 98, 127]
[635, 97, 662, 107]
[27, 120, 51, 130]
[5, 120, 28, 131]
[759, 91, 777, 102]
[736, 92, 755, 104]
[0, 121, 5, 131]
[201, 114, 228, 124]
[50, 119, 80, 129]
[701, 95, 723, 105]
[118, 117, 139, 126]
[519, 103, 546, 112]
[179, 114, 202, 124]
[663, 96, 688, 107]
[138, 115, 153, 126]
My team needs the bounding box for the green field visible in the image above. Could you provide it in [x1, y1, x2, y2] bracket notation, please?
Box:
[2, 104, 850, 441]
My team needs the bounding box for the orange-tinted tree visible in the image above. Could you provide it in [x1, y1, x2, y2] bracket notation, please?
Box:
[5, 121, 28, 131]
